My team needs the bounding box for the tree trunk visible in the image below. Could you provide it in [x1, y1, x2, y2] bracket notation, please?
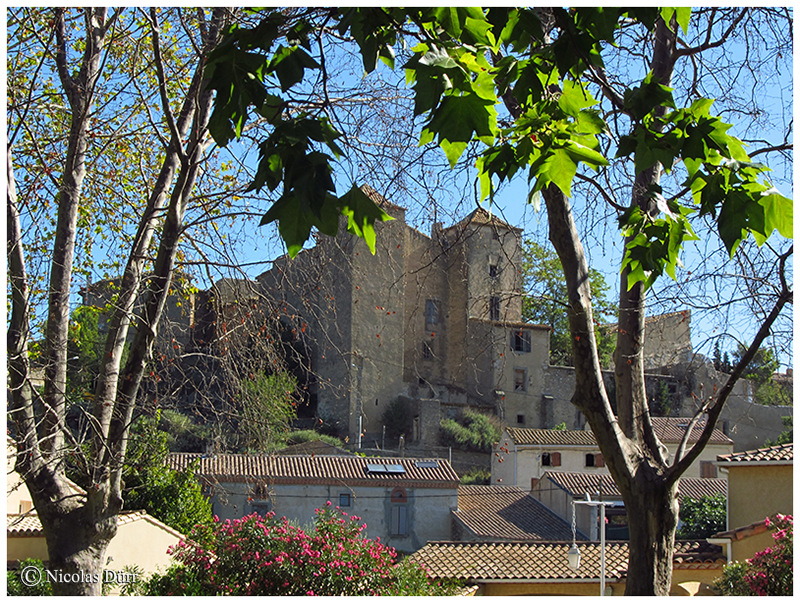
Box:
[7, 7, 229, 596]
[618, 479, 680, 596]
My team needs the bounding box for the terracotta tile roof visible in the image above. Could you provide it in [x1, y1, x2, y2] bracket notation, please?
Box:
[455, 485, 584, 541]
[711, 519, 771, 542]
[677, 477, 728, 500]
[167, 453, 459, 488]
[650, 417, 734, 445]
[540, 472, 726, 501]
[505, 418, 732, 447]
[410, 540, 725, 582]
[716, 443, 793, 465]
[7, 510, 183, 538]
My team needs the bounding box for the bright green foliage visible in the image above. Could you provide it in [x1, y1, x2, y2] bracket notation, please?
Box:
[765, 416, 793, 446]
[123, 414, 213, 535]
[7, 559, 52, 596]
[440, 410, 501, 453]
[208, 7, 792, 287]
[205, 11, 393, 258]
[282, 429, 345, 448]
[65, 306, 104, 403]
[732, 344, 780, 385]
[139, 506, 460, 595]
[676, 493, 726, 539]
[715, 514, 793, 596]
[521, 240, 616, 367]
[460, 467, 491, 485]
[240, 372, 297, 452]
[552, 422, 567, 431]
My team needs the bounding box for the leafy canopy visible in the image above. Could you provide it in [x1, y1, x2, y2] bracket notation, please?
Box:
[521, 240, 616, 367]
[207, 7, 792, 284]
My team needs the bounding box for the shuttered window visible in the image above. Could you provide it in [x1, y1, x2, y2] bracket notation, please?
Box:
[391, 506, 408, 536]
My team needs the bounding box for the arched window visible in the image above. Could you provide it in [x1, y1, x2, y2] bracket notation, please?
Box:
[391, 487, 407, 503]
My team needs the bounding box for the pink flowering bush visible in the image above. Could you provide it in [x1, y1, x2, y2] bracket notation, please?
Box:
[715, 513, 793, 596]
[140, 503, 459, 596]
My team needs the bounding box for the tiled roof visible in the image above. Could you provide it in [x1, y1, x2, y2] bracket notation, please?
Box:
[410, 540, 725, 582]
[540, 472, 727, 501]
[7, 510, 183, 538]
[650, 417, 734, 445]
[167, 453, 459, 488]
[711, 519, 771, 542]
[716, 443, 793, 465]
[505, 418, 732, 447]
[455, 485, 584, 541]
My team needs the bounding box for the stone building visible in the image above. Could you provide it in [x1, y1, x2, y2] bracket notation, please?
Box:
[256, 185, 550, 444]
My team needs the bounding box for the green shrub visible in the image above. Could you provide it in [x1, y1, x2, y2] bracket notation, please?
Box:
[460, 467, 491, 485]
[440, 410, 500, 453]
[676, 493, 726, 539]
[283, 429, 344, 448]
[7, 559, 52, 596]
[140, 506, 461, 595]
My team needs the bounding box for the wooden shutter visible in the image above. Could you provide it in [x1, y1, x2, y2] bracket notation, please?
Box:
[391, 506, 408, 536]
[552, 452, 562, 467]
[596, 454, 605, 467]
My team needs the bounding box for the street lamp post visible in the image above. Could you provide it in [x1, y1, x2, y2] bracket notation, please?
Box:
[569, 493, 615, 596]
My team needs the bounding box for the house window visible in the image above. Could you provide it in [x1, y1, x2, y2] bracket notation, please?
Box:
[391, 487, 408, 503]
[489, 264, 498, 279]
[516, 414, 525, 425]
[425, 299, 439, 330]
[514, 368, 527, 392]
[585, 453, 605, 468]
[339, 493, 352, 507]
[490, 296, 501, 321]
[542, 452, 561, 467]
[391, 506, 408, 536]
[700, 461, 717, 479]
[422, 342, 433, 359]
[512, 329, 532, 353]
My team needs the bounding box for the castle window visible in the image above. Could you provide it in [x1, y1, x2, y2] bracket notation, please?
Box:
[490, 296, 501, 321]
[516, 414, 525, 425]
[512, 329, 532, 353]
[425, 299, 439, 330]
[339, 492, 352, 507]
[422, 342, 433, 359]
[514, 368, 527, 392]
[489, 264, 498, 279]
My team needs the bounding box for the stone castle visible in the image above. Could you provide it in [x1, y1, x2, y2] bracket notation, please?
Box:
[83, 185, 792, 452]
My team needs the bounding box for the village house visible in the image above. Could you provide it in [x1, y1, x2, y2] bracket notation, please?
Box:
[6, 439, 183, 591]
[451, 484, 584, 542]
[409, 539, 726, 596]
[709, 443, 793, 563]
[491, 417, 734, 487]
[167, 452, 459, 553]
[531, 471, 727, 541]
